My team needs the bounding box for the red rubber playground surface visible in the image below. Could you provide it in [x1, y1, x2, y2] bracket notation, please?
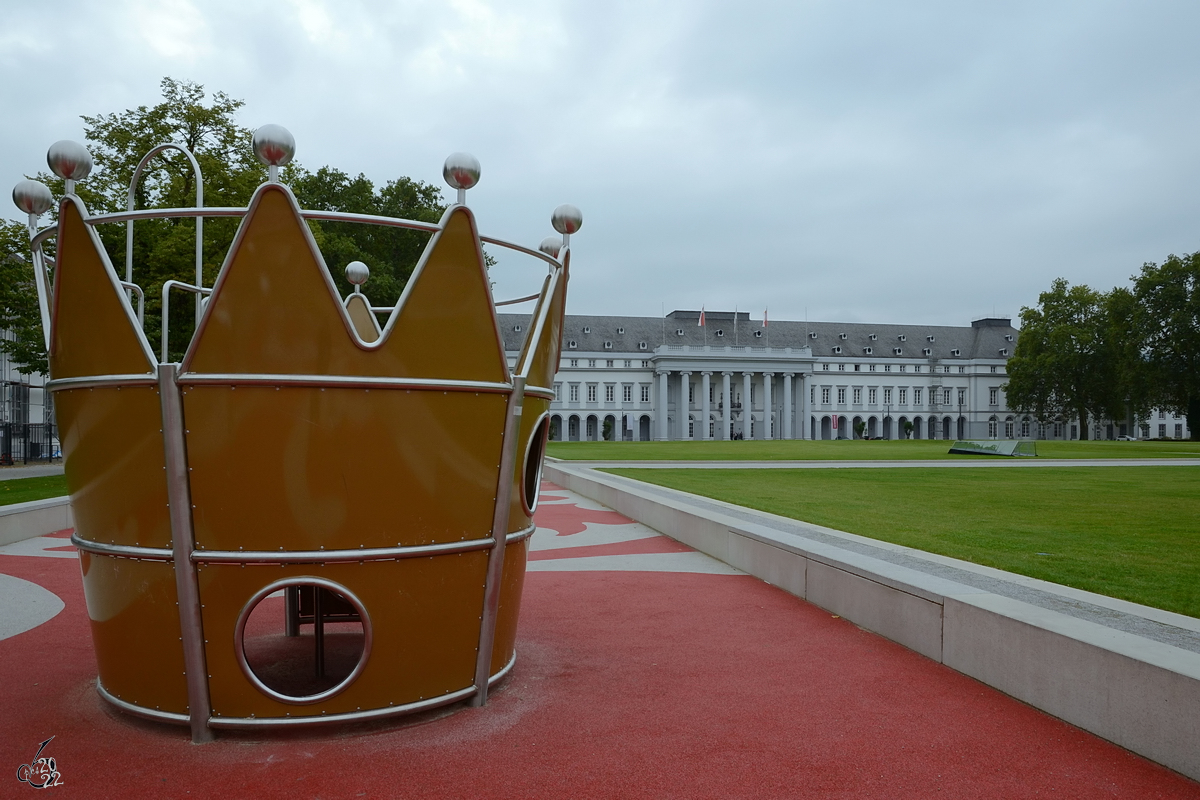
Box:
[1, 482, 1198, 798]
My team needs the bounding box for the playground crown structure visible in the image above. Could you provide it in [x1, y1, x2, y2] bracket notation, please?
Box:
[11, 126, 580, 742]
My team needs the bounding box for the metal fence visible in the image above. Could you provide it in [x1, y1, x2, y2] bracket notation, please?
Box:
[0, 423, 58, 465]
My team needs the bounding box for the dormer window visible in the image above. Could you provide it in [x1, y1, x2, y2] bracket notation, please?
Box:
[638, 341, 648, 350]
[832, 346, 842, 354]
[568, 340, 577, 349]
[893, 347, 903, 355]
[839, 332, 848, 340]
[863, 346, 873, 354]
[754, 330, 763, 338]
[809, 332, 818, 339]
[617, 327, 625, 334]
[898, 335, 906, 342]
[604, 341, 613, 349]
[999, 348, 1009, 356]
[927, 335, 935, 342]
[951, 348, 961, 356]
[1005, 334, 1014, 342]
[513, 324, 522, 332]
[923, 348, 932, 356]
[715, 329, 724, 337]
[582, 326, 591, 334]
[676, 328, 685, 336]
[868, 334, 877, 341]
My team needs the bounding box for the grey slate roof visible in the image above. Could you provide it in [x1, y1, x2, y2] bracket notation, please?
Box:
[496, 311, 1018, 361]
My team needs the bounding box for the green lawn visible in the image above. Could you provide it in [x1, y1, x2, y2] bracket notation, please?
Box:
[549, 438, 1200, 461]
[0, 475, 69, 506]
[605, 466, 1200, 618]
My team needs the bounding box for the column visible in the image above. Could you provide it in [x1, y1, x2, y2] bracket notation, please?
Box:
[615, 380, 623, 442]
[742, 372, 752, 439]
[700, 372, 712, 440]
[798, 372, 809, 439]
[763, 372, 774, 440]
[679, 372, 692, 440]
[721, 372, 732, 440]
[782, 372, 793, 440]
[656, 370, 669, 440]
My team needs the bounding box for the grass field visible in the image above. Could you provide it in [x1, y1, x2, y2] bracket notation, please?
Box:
[605, 465, 1200, 618]
[548, 438, 1200, 461]
[0, 474, 68, 506]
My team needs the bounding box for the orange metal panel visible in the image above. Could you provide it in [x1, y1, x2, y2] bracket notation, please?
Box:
[183, 386, 507, 552]
[198, 555, 486, 719]
[50, 198, 156, 379]
[183, 185, 507, 383]
[56, 386, 172, 548]
[490, 536, 528, 675]
[344, 294, 380, 343]
[518, 258, 568, 391]
[79, 552, 187, 714]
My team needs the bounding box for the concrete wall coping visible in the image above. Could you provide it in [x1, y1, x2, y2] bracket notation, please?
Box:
[0, 495, 71, 518]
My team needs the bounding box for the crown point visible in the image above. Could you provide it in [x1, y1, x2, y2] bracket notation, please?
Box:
[253, 125, 296, 167]
[47, 140, 92, 182]
[12, 179, 53, 216]
[443, 152, 480, 192]
[551, 204, 582, 235]
[345, 260, 370, 285]
[538, 236, 563, 257]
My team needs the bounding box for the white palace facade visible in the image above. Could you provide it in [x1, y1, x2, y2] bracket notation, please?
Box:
[497, 310, 1191, 443]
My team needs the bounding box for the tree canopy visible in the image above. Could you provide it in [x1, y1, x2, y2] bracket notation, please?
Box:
[1, 77, 446, 367]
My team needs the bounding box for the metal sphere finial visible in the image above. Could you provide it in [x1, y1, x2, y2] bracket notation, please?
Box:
[538, 236, 563, 258]
[551, 204, 583, 235]
[47, 140, 93, 182]
[345, 260, 370, 286]
[252, 124, 296, 167]
[12, 180, 54, 216]
[443, 153, 481, 192]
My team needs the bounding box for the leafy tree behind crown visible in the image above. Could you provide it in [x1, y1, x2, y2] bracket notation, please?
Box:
[2, 77, 446, 367]
[1134, 253, 1200, 439]
[1005, 279, 1128, 439]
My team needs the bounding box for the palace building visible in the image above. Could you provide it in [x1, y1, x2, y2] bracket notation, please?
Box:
[497, 310, 1190, 443]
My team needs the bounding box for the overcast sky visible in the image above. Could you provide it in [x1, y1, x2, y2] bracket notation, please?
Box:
[4, 1, 1199, 327]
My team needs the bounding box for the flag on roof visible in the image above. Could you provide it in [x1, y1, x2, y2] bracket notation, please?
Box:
[762, 308, 768, 328]
[698, 307, 705, 327]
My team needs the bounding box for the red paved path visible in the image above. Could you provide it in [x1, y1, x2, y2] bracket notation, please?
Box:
[0, 483, 1196, 798]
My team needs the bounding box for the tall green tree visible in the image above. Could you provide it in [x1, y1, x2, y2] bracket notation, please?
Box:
[0, 220, 48, 375]
[1134, 252, 1200, 440]
[1005, 279, 1125, 439]
[7, 78, 446, 364]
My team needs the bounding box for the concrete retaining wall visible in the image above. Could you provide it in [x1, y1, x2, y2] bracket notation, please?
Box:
[545, 461, 1200, 782]
[0, 497, 73, 546]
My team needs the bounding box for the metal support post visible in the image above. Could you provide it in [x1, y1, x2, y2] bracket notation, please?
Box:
[471, 375, 527, 706]
[159, 363, 214, 743]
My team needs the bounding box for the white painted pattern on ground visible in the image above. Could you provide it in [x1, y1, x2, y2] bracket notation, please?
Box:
[0, 573, 64, 641]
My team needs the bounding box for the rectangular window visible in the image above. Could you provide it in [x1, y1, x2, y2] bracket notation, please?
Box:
[623, 384, 632, 403]
[689, 383, 694, 404]
[854, 364, 860, 372]
[990, 366, 997, 374]
[624, 360, 631, 368]
[709, 385, 714, 403]
[869, 364, 876, 372]
[811, 387, 815, 403]
[958, 366, 965, 373]
[868, 388, 877, 404]
[1176, 424, 1183, 439]
[899, 365, 907, 373]
[914, 388, 922, 405]
[823, 364, 830, 371]
[569, 384, 579, 402]
[943, 389, 951, 405]
[821, 388, 831, 404]
[605, 384, 614, 403]
[640, 384, 650, 403]
[1160, 410, 1166, 419]
[838, 364, 845, 371]
[899, 389, 907, 404]
[554, 383, 561, 401]
[837, 388, 846, 404]
[989, 388, 998, 405]
[606, 360, 614, 368]
[587, 384, 597, 403]
[570, 359, 578, 368]
[883, 388, 892, 404]
[1159, 424, 1167, 437]
[853, 388, 862, 404]
[958, 389, 966, 405]
[589, 359, 596, 368]
[884, 365, 892, 372]
[944, 366, 951, 373]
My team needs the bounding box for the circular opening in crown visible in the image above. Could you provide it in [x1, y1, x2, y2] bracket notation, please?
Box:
[235, 578, 371, 705]
[521, 413, 550, 516]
